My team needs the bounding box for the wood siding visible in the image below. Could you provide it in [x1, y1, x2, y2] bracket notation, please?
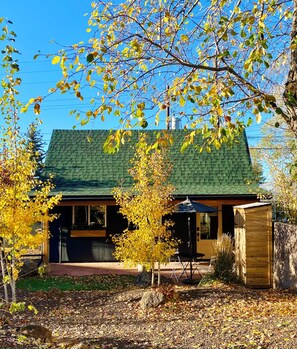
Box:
[234, 203, 272, 288]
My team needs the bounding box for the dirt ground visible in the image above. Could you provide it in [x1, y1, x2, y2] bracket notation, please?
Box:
[1, 276, 297, 349]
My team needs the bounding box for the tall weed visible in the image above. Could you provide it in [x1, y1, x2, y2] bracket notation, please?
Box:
[212, 234, 236, 281]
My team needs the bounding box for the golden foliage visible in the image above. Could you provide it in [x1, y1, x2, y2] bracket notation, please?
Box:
[0, 132, 61, 298]
[113, 133, 177, 279]
[0, 19, 61, 302]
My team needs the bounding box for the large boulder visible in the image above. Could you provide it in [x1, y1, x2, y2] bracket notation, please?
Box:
[139, 290, 164, 310]
[20, 324, 52, 343]
[20, 258, 41, 277]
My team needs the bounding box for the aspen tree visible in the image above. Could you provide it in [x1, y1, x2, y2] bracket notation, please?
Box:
[113, 133, 177, 286]
[0, 19, 61, 303]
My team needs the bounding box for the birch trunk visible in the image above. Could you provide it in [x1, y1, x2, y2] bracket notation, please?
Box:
[284, 0, 297, 137]
[0, 240, 8, 303]
[157, 262, 161, 286]
[151, 264, 155, 287]
[11, 253, 16, 303]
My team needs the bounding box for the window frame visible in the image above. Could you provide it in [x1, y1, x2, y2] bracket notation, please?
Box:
[72, 205, 106, 228]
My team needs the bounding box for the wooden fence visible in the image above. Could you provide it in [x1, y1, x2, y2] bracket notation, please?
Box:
[274, 222, 297, 289]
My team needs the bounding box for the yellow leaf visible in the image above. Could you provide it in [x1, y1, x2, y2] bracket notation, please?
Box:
[180, 96, 186, 107]
[180, 34, 189, 43]
[20, 105, 28, 113]
[52, 56, 60, 65]
[256, 112, 262, 124]
[217, 105, 223, 116]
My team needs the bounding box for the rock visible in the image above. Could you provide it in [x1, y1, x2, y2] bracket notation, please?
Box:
[20, 324, 52, 343]
[47, 287, 63, 299]
[34, 290, 47, 298]
[56, 338, 89, 348]
[139, 290, 164, 309]
[20, 259, 40, 277]
[34, 287, 63, 301]
[0, 310, 13, 327]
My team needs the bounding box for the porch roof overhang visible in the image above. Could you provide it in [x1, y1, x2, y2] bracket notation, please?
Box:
[55, 193, 258, 204]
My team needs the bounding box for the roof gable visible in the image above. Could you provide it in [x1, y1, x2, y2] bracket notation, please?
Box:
[43, 129, 256, 197]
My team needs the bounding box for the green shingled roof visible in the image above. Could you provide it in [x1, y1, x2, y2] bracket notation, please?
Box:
[43, 129, 257, 198]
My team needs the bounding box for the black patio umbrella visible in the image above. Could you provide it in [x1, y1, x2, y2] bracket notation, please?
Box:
[175, 197, 218, 283]
[175, 197, 218, 214]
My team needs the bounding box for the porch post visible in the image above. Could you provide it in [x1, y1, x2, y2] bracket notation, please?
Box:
[42, 219, 50, 266]
[218, 205, 223, 239]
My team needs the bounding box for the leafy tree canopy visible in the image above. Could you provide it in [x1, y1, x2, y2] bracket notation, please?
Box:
[255, 116, 297, 222]
[27, 0, 296, 151]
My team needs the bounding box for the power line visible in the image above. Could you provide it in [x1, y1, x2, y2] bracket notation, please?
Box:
[21, 81, 58, 85]
[17, 60, 52, 64]
[250, 147, 291, 150]
[18, 70, 59, 74]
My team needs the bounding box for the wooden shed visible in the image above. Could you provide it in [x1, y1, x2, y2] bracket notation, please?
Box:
[233, 202, 272, 288]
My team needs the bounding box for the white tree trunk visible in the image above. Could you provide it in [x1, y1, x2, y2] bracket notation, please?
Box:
[11, 254, 16, 303]
[284, 0, 297, 137]
[0, 241, 9, 303]
[151, 264, 155, 287]
[157, 262, 161, 286]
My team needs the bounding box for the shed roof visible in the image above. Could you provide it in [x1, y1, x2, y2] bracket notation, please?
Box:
[43, 129, 257, 199]
[234, 202, 271, 209]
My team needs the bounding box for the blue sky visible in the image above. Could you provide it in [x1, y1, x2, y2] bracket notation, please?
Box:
[2, 1, 104, 146]
[2, 1, 264, 149]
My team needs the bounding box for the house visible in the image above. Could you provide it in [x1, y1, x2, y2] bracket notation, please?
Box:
[43, 129, 258, 262]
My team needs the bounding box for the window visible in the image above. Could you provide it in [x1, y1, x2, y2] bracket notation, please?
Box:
[72, 205, 106, 229]
[200, 212, 218, 240]
[74, 206, 88, 226]
[90, 205, 105, 227]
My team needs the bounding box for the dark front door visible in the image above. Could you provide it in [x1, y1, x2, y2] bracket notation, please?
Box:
[49, 206, 72, 263]
[170, 212, 196, 255]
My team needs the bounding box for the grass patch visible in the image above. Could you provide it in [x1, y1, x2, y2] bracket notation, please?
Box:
[198, 272, 242, 288]
[17, 274, 137, 292]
